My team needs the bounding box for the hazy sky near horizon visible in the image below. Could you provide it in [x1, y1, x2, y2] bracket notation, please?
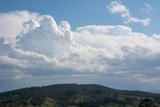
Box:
[0, 0, 160, 92]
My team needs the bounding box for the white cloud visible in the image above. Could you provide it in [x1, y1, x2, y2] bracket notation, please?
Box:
[0, 10, 39, 38]
[107, 1, 130, 18]
[141, 3, 153, 13]
[151, 34, 160, 41]
[107, 1, 151, 26]
[1, 10, 160, 91]
[127, 17, 151, 26]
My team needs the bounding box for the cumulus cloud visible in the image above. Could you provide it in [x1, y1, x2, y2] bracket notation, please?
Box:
[0, 10, 160, 91]
[107, 1, 151, 26]
[0, 10, 39, 38]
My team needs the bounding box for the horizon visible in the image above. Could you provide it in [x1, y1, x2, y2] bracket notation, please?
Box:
[1, 0, 160, 92]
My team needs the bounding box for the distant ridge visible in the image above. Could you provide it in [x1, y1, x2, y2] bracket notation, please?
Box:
[0, 84, 160, 107]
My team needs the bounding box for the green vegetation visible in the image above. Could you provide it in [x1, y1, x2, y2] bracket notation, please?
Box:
[0, 84, 160, 107]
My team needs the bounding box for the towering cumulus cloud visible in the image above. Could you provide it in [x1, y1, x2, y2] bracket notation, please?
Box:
[0, 11, 160, 91]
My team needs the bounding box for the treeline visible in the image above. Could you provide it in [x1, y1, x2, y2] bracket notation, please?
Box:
[0, 84, 160, 107]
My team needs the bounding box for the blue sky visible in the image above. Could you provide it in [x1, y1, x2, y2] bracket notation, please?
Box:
[1, 0, 160, 92]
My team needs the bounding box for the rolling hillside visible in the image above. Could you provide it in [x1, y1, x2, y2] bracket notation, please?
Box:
[0, 84, 160, 107]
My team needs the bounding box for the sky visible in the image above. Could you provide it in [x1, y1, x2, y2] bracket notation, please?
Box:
[0, 0, 160, 92]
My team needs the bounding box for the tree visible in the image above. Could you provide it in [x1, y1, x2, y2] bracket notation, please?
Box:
[139, 98, 156, 107]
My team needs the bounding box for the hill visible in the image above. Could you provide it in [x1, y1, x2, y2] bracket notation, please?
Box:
[0, 84, 160, 107]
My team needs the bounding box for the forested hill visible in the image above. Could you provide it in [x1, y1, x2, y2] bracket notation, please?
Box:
[0, 84, 160, 107]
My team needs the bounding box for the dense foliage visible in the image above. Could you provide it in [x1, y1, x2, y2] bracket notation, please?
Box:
[0, 84, 160, 107]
